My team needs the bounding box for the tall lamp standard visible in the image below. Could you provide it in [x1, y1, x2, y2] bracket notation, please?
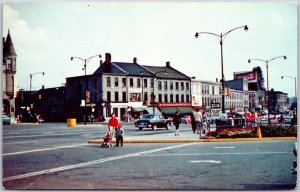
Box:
[30, 72, 45, 94]
[195, 25, 248, 113]
[29, 72, 45, 113]
[71, 54, 102, 125]
[248, 55, 287, 124]
[281, 75, 297, 111]
[152, 71, 167, 114]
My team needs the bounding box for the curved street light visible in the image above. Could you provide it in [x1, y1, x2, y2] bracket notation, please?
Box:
[281, 75, 297, 109]
[29, 71, 45, 114]
[30, 72, 45, 93]
[248, 55, 287, 124]
[70, 54, 102, 125]
[195, 25, 248, 113]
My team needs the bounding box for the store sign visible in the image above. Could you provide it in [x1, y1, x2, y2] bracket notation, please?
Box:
[158, 103, 192, 107]
[234, 71, 257, 83]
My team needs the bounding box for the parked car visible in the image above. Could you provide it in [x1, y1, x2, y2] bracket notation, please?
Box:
[181, 115, 191, 124]
[20, 113, 38, 123]
[136, 114, 171, 131]
[2, 114, 11, 125]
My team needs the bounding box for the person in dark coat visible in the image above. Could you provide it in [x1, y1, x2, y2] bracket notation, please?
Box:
[173, 111, 181, 136]
[191, 113, 196, 133]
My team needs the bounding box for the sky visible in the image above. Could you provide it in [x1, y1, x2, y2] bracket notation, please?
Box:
[2, 1, 298, 97]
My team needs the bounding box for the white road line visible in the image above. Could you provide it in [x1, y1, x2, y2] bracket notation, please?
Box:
[3, 143, 89, 156]
[3, 142, 196, 182]
[3, 141, 38, 145]
[190, 160, 221, 163]
[141, 152, 290, 156]
[214, 147, 235, 149]
[3, 131, 101, 139]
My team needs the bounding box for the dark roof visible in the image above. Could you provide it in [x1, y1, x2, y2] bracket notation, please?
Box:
[92, 60, 191, 81]
[3, 30, 17, 58]
[93, 61, 126, 75]
[113, 62, 153, 77]
[143, 65, 191, 80]
[93, 62, 153, 77]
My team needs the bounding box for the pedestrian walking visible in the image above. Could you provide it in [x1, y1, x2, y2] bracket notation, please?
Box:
[173, 111, 181, 136]
[115, 123, 124, 147]
[193, 108, 202, 135]
[191, 113, 196, 133]
[202, 111, 209, 134]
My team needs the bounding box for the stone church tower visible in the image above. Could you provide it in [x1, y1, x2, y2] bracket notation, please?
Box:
[3, 30, 17, 118]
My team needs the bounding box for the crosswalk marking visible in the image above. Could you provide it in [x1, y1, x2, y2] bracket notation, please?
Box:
[3, 143, 197, 182]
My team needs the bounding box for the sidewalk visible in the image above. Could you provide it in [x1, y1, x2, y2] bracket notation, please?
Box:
[88, 130, 297, 144]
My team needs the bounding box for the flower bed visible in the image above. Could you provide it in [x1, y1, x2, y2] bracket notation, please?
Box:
[205, 125, 297, 138]
[260, 125, 297, 137]
[206, 126, 256, 138]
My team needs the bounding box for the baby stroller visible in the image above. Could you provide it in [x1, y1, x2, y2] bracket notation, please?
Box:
[101, 131, 112, 148]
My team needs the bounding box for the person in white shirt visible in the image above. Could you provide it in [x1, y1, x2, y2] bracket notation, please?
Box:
[193, 109, 202, 134]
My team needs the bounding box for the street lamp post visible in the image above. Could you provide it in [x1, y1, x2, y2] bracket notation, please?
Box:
[195, 25, 248, 113]
[281, 76, 297, 99]
[30, 72, 45, 94]
[152, 71, 167, 114]
[71, 54, 102, 125]
[248, 55, 287, 124]
[281, 75, 297, 112]
[29, 72, 45, 113]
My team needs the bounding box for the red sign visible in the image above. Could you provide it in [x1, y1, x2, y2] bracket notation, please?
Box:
[158, 103, 192, 107]
[234, 71, 257, 82]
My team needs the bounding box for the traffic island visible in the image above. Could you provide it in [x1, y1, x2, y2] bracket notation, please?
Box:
[88, 137, 296, 144]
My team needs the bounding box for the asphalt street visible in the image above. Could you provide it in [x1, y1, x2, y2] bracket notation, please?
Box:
[2, 122, 297, 190]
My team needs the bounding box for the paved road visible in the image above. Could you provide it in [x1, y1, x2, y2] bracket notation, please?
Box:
[2, 123, 297, 190]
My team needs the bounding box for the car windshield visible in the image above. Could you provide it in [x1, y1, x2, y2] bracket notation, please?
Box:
[143, 114, 155, 119]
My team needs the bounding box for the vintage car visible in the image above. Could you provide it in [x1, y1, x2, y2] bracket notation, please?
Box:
[136, 114, 171, 131]
[2, 114, 11, 125]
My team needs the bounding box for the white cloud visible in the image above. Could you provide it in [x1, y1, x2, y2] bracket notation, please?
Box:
[3, 4, 48, 45]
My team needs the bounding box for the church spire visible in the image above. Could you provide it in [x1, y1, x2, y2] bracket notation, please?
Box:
[3, 30, 17, 58]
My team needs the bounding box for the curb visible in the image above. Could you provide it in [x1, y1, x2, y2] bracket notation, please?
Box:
[88, 137, 297, 144]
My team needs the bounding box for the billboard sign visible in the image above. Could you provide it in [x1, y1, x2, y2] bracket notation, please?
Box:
[234, 71, 257, 83]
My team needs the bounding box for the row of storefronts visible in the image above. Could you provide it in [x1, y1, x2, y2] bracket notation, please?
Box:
[3, 30, 291, 122]
[11, 52, 290, 122]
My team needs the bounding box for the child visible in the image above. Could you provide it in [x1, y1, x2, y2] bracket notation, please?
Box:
[115, 126, 124, 147]
[102, 131, 112, 148]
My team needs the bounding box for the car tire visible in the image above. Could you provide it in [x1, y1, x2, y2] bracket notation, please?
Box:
[139, 127, 143, 131]
[152, 125, 157, 130]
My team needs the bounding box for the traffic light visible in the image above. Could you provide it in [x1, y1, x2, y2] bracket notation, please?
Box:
[265, 95, 269, 102]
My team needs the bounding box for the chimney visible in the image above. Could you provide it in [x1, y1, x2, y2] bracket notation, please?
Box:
[100, 60, 103, 66]
[105, 53, 111, 63]
[133, 57, 137, 64]
[104, 53, 111, 73]
[166, 61, 170, 67]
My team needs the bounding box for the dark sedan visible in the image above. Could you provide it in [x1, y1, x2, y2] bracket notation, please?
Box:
[136, 114, 171, 131]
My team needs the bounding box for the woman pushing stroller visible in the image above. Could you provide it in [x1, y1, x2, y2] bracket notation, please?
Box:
[101, 113, 124, 148]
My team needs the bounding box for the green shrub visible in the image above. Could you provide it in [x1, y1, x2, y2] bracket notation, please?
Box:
[260, 125, 297, 137]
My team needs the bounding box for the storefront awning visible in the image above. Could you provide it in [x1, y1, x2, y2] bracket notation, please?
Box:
[160, 107, 193, 116]
[177, 107, 193, 115]
[160, 107, 178, 115]
[131, 107, 158, 114]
